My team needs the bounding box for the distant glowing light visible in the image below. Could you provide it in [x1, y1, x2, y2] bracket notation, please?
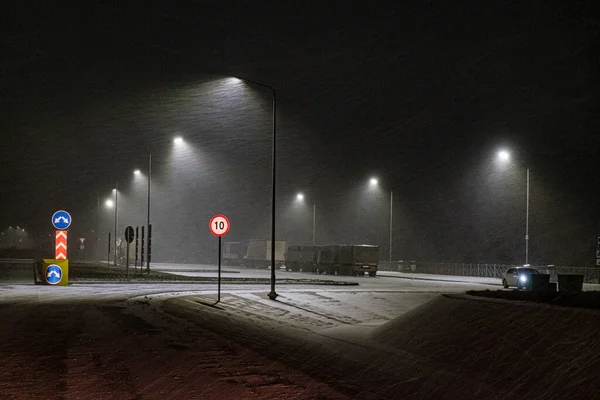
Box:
[296, 193, 305, 201]
[369, 177, 379, 186]
[112, 188, 117, 193]
[105, 199, 114, 208]
[134, 169, 141, 176]
[174, 136, 184, 145]
[498, 150, 510, 163]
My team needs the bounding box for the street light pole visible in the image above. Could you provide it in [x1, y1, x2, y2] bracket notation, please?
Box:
[269, 87, 277, 300]
[147, 153, 151, 273]
[525, 168, 530, 265]
[497, 150, 531, 265]
[389, 190, 393, 262]
[114, 181, 118, 266]
[312, 203, 316, 246]
[237, 76, 278, 300]
[96, 193, 100, 261]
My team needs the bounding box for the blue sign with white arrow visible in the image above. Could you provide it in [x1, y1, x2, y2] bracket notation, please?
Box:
[46, 264, 62, 285]
[52, 210, 72, 230]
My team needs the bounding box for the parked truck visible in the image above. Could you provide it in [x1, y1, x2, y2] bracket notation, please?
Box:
[286, 245, 320, 272]
[223, 242, 247, 266]
[317, 244, 379, 276]
[243, 239, 286, 269]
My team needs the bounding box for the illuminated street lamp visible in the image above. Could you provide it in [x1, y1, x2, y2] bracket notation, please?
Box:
[496, 149, 530, 265]
[234, 76, 278, 300]
[498, 150, 510, 163]
[174, 136, 183, 145]
[134, 169, 141, 176]
[368, 177, 394, 262]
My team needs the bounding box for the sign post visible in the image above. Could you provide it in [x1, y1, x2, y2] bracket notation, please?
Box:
[596, 235, 600, 267]
[78, 238, 85, 260]
[125, 226, 134, 280]
[140, 226, 145, 270]
[134, 226, 139, 271]
[107, 232, 111, 266]
[147, 224, 152, 274]
[209, 214, 230, 303]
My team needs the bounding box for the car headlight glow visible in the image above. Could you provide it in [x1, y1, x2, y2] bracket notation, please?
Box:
[519, 275, 527, 283]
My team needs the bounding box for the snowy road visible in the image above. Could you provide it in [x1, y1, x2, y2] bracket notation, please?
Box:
[0, 265, 503, 399]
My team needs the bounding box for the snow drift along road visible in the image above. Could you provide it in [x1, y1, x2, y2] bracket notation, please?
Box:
[372, 294, 600, 399]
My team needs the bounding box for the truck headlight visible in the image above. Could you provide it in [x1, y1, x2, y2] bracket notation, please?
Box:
[519, 275, 527, 283]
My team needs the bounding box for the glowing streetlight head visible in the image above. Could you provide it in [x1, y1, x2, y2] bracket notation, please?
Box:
[498, 150, 511, 163]
[174, 136, 183, 145]
[112, 188, 117, 193]
[296, 193, 305, 201]
[134, 169, 141, 176]
[369, 177, 379, 186]
[105, 199, 114, 208]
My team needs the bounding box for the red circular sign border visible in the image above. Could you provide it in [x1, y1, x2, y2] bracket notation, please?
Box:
[209, 214, 230, 237]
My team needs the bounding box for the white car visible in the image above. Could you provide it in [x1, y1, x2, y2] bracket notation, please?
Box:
[502, 267, 540, 289]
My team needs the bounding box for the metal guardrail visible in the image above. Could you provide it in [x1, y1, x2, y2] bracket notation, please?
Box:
[0, 258, 38, 284]
[540, 266, 600, 284]
[377, 261, 600, 283]
[0, 258, 37, 264]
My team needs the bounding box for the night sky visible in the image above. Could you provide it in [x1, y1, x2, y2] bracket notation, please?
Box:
[2, 1, 599, 265]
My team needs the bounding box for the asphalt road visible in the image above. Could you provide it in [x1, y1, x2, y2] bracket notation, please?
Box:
[150, 262, 499, 292]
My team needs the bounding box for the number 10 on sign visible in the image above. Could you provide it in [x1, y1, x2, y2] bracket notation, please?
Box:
[210, 214, 230, 237]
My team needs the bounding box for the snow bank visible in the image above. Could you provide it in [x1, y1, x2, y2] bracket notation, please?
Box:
[372, 294, 600, 399]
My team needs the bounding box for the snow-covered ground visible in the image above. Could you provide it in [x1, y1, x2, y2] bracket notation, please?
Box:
[148, 290, 437, 338]
[3, 264, 600, 398]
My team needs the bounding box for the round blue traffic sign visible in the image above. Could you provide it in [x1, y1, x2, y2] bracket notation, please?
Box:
[46, 264, 63, 285]
[52, 210, 72, 230]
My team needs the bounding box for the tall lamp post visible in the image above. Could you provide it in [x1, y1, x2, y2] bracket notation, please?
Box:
[369, 178, 394, 262]
[113, 183, 118, 266]
[312, 203, 316, 246]
[134, 151, 153, 273]
[235, 76, 278, 300]
[146, 153, 152, 273]
[96, 193, 100, 261]
[134, 163, 152, 273]
[104, 197, 115, 265]
[497, 150, 530, 265]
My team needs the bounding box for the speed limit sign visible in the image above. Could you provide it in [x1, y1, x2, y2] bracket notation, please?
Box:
[209, 214, 230, 237]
